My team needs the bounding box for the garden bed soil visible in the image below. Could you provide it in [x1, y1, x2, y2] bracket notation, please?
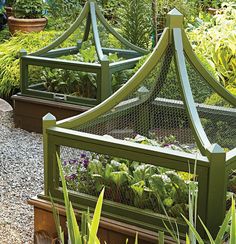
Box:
[29, 197, 181, 244]
[12, 95, 91, 133]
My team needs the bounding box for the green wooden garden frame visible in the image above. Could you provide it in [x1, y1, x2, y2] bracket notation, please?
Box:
[40, 9, 236, 239]
[19, 0, 147, 107]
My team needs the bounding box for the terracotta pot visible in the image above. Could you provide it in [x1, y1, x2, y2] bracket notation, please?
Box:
[5, 6, 14, 17]
[8, 16, 47, 34]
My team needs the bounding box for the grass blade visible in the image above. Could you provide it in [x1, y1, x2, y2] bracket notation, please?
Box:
[88, 188, 105, 244]
[163, 222, 179, 244]
[69, 202, 82, 243]
[198, 217, 214, 244]
[214, 204, 231, 244]
[186, 234, 190, 244]
[49, 192, 64, 243]
[56, 152, 82, 244]
[158, 231, 164, 244]
[230, 198, 236, 244]
[181, 215, 204, 244]
[134, 233, 138, 244]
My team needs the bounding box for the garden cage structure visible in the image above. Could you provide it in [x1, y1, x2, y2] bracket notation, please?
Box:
[41, 9, 236, 239]
[19, 0, 147, 107]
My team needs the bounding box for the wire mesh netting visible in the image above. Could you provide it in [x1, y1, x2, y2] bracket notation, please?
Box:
[74, 45, 197, 150]
[60, 145, 196, 219]
[185, 57, 236, 150]
[65, 45, 236, 151]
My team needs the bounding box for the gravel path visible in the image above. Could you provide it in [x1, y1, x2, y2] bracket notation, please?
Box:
[0, 121, 43, 243]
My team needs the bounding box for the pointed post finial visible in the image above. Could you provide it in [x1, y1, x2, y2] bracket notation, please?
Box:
[166, 8, 183, 28]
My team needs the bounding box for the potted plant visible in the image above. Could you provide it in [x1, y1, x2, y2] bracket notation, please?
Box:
[4, 0, 15, 17]
[8, 0, 47, 34]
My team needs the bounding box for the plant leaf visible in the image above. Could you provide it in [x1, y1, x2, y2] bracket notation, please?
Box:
[88, 188, 104, 244]
[181, 215, 204, 244]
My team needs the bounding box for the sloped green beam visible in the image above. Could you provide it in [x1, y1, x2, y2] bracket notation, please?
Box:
[40, 46, 79, 58]
[56, 28, 169, 128]
[95, 1, 148, 55]
[183, 32, 236, 107]
[173, 28, 211, 155]
[30, 2, 89, 56]
[82, 13, 91, 42]
[90, 1, 105, 61]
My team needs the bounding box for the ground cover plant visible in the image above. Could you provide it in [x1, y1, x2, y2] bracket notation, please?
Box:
[0, 30, 66, 97]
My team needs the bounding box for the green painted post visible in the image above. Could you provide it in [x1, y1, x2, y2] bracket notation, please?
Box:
[205, 144, 226, 238]
[100, 56, 112, 101]
[42, 113, 56, 196]
[20, 49, 28, 94]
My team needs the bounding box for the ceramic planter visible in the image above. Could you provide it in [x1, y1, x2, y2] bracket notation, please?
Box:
[8, 16, 47, 34]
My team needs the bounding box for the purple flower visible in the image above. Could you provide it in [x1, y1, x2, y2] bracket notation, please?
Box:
[65, 174, 77, 181]
[83, 159, 89, 168]
[80, 153, 86, 158]
[63, 160, 67, 166]
[69, 159, 78, 164]
[69, 174, 77, 180]
[163, 143, 170, 147]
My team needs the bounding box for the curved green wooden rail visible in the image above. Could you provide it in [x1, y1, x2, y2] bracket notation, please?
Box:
[31, 2, 90, 56]
[30, 0, 147, 57]
[173, 28, 211, 155]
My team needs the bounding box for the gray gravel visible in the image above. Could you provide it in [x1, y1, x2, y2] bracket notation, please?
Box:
[0, 116, 43, 243]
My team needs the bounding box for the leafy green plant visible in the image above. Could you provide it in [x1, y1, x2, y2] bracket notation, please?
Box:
[188, 2, 236, 88]
[40, 68, 97, 98]
[63, 134, 194, 218]
[0, 30, 78, 97]
[46, 0, 82, 30]
[13, 0, 45, 19]
[118, 0, 152, 49]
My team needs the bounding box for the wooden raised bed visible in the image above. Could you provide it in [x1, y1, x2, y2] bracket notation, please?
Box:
[12, 95, 90, 133]
[29, 197, 178, 244]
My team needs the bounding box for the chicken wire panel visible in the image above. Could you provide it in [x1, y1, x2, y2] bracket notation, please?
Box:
[28, 66, 97, 99]
[185, 57, 236, 150]
[75, 45, 197, 148]
[60, 145, 197, 219]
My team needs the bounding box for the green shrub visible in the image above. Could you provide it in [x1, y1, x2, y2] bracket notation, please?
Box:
[118, 0, 152, 49]
[46, 0, 82, 30]
[187, 2, 236, 88]
[13, 0, 45, 19]
[0, 30, 65, 97]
